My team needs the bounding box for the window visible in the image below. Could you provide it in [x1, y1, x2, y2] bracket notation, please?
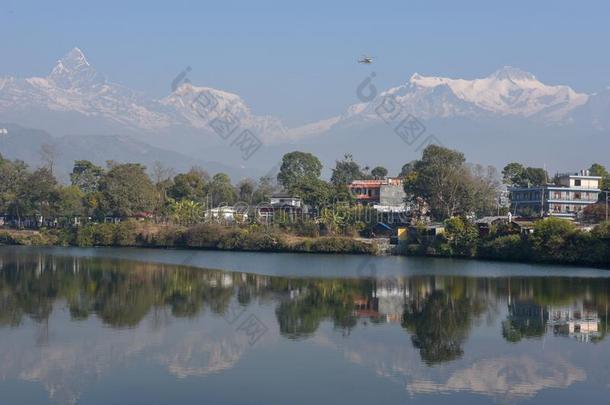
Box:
[574, 192, 581, 200]
[575, 179, 581, 186]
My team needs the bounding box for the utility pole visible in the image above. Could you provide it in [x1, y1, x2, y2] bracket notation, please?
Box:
[604, 190, 610, 222]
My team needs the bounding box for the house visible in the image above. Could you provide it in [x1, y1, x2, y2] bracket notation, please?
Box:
[205, 206, 248, 223]
[509, 170, 602, 219]
[475, 215, 511, 236]
[257, 193, 304, 223]
[348, 178, 406, 206]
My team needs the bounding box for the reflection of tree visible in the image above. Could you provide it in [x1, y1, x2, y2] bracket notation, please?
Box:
[274, 281, 366, 339]
[2, 250, 610, 351]
[402, 291, 483, 365]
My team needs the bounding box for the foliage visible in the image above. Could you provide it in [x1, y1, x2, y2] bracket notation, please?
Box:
[98, 163, 157, 217]
[70, 160, 103, 194]
[206, 173, 237, 207]
[167, 169, 208, 203]
[502, 162, 548, 187]
[330, 154, 364, 186]
[169, 199, 203, 226]
[371, 166, 388, 179]
[277, 151, 323, 190]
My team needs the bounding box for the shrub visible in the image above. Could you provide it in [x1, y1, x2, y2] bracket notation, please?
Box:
[478, 234, 529, 261]
[114, 221, 137, 246]
[183, 223, 229, 248]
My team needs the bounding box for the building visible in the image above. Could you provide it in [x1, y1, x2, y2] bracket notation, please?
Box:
[349, 178, 407, 207]
[257, 192, 304, 223]
[205, 206, 248, 223]
[509, 170, 602, 219]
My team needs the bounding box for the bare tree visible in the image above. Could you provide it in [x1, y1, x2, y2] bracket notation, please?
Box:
[40, 143, 60, 175]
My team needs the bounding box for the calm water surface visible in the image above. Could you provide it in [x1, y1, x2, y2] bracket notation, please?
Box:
[1, 246, 609, 404]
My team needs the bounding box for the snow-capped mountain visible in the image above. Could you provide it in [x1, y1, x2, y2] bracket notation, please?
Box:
[289, 66, 591, 138]
[0, 48, 608, 174]
[0, 48, 172, 131]
[160, 83, 286, 139]
[0, 48, 285, 140]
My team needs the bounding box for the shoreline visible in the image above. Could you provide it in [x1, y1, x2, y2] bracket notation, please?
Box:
[1, 223, 609, 270]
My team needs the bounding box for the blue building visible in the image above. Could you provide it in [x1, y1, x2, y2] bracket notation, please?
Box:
[509, 170, 602, 219]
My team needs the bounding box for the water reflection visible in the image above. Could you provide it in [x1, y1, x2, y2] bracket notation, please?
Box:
[1, 247, 609, 404]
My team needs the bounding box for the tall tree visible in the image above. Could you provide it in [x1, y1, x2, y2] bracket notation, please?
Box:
[404, 145, 469, 219]
[39, 143, 60, 176]
[589, 163, 610, 191]
[237, 179, 256, 203]
[502, 162, 547, 187]
[98, 163, 157, 217]
[70, 160, 104, 194]
[23, 168, 58, 220]
[277, 151, 323, 190]
[330, 154, 364, 186]
[168, 169, 208, 203]
[207, 173, 237, 207]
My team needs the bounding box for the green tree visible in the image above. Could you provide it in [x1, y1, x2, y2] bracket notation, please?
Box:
[54, 185, 85, 218]
[502, 162, 525, 186]
[277, 151, 323, 190]
[23, 167, 58, 220]
[288, 177, 334, 208]
[523, 167, 548, 186]
[237, 179, 256, 203]
[589, 163, 610, 191]
[170, 199, 203, 225]
[207, 173, 237, 207]
[0, 159, 29, 220]
[330, 154, 364, 185]
[404, 145, 469, 219]
[70, 160, 103, 194]
[167, 169, 208, 203]
[98, 163, 157, 217]
[399, 161, 416, 177]
[371, 166, 388, 179]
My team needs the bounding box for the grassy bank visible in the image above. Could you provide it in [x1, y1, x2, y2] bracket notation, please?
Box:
[400, 217, 610, 268]
[0, 222, 379, 255]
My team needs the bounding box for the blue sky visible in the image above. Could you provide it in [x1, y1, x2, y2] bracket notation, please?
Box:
[1, 0, 609, 125]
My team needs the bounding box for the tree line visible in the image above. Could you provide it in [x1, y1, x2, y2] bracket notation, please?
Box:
[2, 145, 608, 227]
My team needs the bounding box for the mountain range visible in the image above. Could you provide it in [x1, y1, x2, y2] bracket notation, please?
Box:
[1, 47, 609, 178]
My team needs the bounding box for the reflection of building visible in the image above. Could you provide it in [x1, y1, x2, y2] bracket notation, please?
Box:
[509, 170, 602, 219]
[547, 304, 601, 342]
[352, 280, 411, 323]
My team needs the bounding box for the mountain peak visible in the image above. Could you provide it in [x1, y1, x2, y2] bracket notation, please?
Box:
[48, 47, 104, 89]
[490, 66, 536, 82]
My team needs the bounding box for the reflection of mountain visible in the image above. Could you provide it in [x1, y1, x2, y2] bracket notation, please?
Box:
[406, 356, 586, 399]
[2, 247, 610, 403]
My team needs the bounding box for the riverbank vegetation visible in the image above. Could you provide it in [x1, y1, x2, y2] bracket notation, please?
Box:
[403, 217, 610, 267]
[0, 222, 379, 255]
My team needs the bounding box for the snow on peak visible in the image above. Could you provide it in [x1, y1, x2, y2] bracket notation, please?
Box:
[405, 67, 587, 117]
[489, 66, 537, 82]
[48, 47, 104, 89]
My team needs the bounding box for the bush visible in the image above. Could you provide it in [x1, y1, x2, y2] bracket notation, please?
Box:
[75, 225, 95, 247]
[183, 223, 229, 248]
[294, 220, 320, 238]
[292, 237, 377, 254]
[478, 234, 529, 261]
[114, 221, 137, 246]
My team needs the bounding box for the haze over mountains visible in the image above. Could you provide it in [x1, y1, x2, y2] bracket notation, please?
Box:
[1, 48, 609, 179]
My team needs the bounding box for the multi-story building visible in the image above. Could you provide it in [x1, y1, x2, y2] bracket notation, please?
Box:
[509, 170, 602, 219]
[348, 178, 406, 207]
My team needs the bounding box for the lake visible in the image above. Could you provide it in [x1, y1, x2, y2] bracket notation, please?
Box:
[0, 246, 609, 404]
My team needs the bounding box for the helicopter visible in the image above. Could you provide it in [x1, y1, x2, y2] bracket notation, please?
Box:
[358, 55, 374, 64]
